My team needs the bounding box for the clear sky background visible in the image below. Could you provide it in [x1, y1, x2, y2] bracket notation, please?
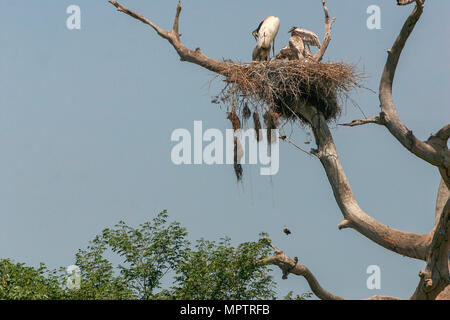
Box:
[0, 0, 448, 299]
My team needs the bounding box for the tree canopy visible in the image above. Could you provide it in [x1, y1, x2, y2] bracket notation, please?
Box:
[0, 210, 308, 300]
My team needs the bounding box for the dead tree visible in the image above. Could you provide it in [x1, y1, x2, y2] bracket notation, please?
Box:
[108, 0, 449, 300]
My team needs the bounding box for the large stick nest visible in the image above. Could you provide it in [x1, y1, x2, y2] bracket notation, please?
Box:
[217, 59, 364, 127]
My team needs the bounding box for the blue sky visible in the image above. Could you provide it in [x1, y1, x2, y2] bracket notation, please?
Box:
[0, 0, 448, 299]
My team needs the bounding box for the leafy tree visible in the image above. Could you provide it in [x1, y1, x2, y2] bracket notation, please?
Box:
[170, 238, 276, 300]
[60, 237, 134, 300]
[0, 211, 286, 300]
[0, 259, 61, 300]
[98, 210, 189, 299]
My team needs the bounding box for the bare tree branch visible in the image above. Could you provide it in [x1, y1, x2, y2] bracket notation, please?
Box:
[280, 135, 316, 157]
[435, 179, 450, 225]
[260, 240, 401, 300]
[428, 125, 450, 188]
[258, 240, 345, 300]
[397, 0, 416, 5]
[379, 1, 450, 175]
[108, 0, 228, 74]
[342, 1, 449, 186]
[304, 2, 437, 262]
[436, 285, 450, 300]
[377, 4, 450, 297]
[313, 0, 336, 62]
[172, 1, 182, 39]
[366, 295, 401, 300]
[297, 105, 432, 261]
[410, 197, 449, 299]
[340, 116, 382, 127]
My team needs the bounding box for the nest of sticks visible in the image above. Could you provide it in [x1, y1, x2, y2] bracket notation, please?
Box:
[218, 59, 363, 126]
[215, 59, 364, 180]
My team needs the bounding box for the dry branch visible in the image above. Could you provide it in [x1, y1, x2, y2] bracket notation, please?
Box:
[258, 239, 345, 300]
[314, 0, 336, 62]
[339, 0, 449, 298]
[259, 239, 401, 300]
[411, 197, 449, 299]
[397, 0, 416, 5]
[378, 0, 450, 184]
[306, 105, 432, 261]
[109, 0, 228, 73]
[343, 0, 449, 186]
[340, 116, 382, 127]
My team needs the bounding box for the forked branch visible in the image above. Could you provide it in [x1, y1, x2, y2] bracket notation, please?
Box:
[259, 239, 400, 300]
[297, 104, 432, 261]
[259, 239, 345, 300]
[108, 0, 228, 73]
[345, 1, 449, 186]
[314, 0, 336, 62]
[379, 1, 449, 182]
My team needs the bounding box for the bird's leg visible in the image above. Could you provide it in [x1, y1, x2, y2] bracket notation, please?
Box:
[272, 38, 276, 58]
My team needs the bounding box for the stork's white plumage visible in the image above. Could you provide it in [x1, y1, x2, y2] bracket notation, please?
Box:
[252, 16, 280, 61]
[288, 27, 321, 49]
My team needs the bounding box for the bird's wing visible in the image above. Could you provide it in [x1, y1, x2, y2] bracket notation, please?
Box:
[292, 28, 321, 48]
[257, 17, 280, 49]
[253, 20, 265, 38]
[289, 36, 305, 60]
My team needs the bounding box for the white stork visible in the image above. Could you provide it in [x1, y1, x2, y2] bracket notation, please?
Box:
[252, 16, 280, 61]
[286, 27, 321, 61]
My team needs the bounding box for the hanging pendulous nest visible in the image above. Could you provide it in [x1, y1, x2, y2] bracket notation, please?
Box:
[252, 112, 262, 142]
[263, 110, 281, 145]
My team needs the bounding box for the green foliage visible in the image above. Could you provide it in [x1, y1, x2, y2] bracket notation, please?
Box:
[60, 237, 134, 300]
[0, 259, 61, 300]
[99, 210, 189, 299]
[284, 291, 313, 300]
[169, 238, 276, 300]
[0, 210, 306, 300]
